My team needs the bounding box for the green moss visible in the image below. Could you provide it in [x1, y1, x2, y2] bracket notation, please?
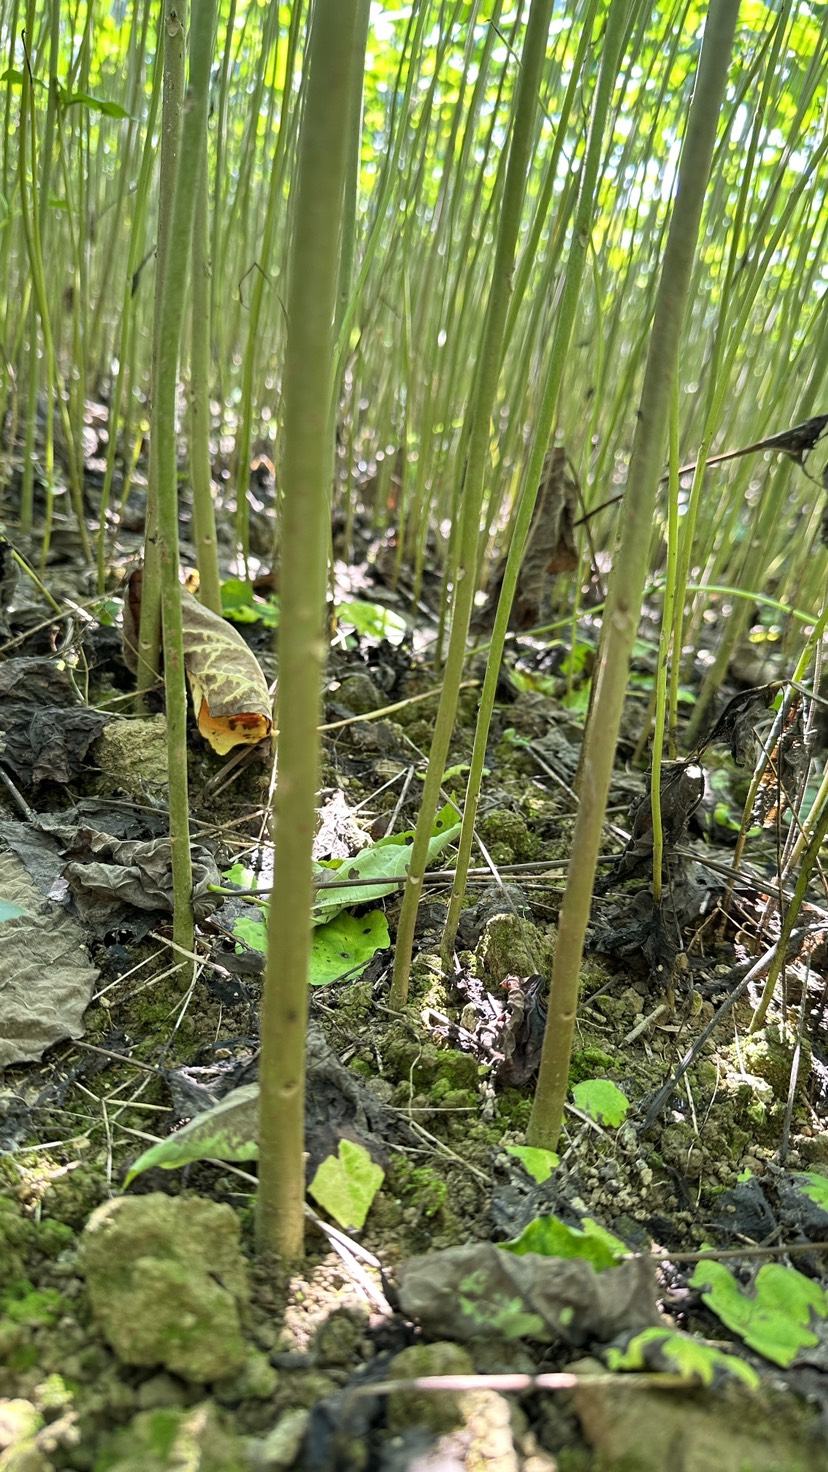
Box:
[2, 1279, 66, 1327]
[478, 913, 553, 983]
[39, 1165, 106, 1229]
[384, 1039, 479, 1091]
[35, 1373, 74, 1413]
[0, 1195, 34, 1280]
[497, 1092, 533, 1130]
[34, 1218, 76, 1257]
[741, 1024, 811, 1100]
[479, 808, 539, 864]
[386, 1342, 474, 1433]
[434, 1087, 478, 1111]
[571, 1045, 615, 1083]
[395, 1163, 449, 1219]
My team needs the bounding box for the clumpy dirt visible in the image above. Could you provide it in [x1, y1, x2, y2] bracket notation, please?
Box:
[2, 555, 828, 1471]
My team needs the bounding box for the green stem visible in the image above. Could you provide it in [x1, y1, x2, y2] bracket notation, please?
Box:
[155, 0, 218, 967]
[441, 0, 621, 959]
[527, 0, 741, 1152]
[391, 0, 555, 1006]
[189, 133, 221, 613]
[255, 0, 363, 1263]
[137, 0, 186, 696]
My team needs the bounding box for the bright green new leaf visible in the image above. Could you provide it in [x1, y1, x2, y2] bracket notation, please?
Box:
[223, 861, 262, 890]
[335, 600, 407, 645]
[502, 1213, 627, 1270]
[505, 1145, 559, 1183]
[607, 1327, 759, 1389]
[690, 1260, 828, 1368]
[572, 1078, 629, 1127]
[308, 1139, 384, 1230]
[221, 578, 279, 627]
[310, 909, 389, 984]
[124, 1084, 260, 1185]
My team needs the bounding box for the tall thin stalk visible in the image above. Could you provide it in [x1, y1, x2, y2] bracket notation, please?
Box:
[136, 0, 186, 696]
[154, 0, 218, 965]
[442, 0, 624, 957]
[390, 0, 554, 1006]
[189, 125, 221, 613]
[256, 0, 364, 1262]
[527, 0, 741, 1151]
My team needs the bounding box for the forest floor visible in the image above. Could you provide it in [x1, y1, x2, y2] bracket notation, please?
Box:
[1, 434, 828, 1472]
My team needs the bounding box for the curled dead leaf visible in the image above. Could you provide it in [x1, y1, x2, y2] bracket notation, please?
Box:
[123, 571, 273, 754]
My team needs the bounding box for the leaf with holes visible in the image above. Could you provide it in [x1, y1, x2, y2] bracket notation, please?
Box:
[310, 909, 389, 985]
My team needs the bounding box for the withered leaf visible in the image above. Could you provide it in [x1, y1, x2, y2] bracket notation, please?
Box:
[123, 572, 273, 754]
[472, 447, 578, 634]
[59, 827, 222, 921]
[180, 590, 272, 753]
[0, 657, 110, 786]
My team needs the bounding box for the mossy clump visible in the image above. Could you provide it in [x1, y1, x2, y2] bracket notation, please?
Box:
[740, 1024, 812, 1101]
[385, 1342, 474, 1433]
[0, 1195, 35, 1281]
[2, 1279, 67, 1328]
[478, 913, 553, 984]
[34, 1218, 75, 1259]
[394, 1162, 449, 1219]
[39, 1164, 108, 1230]
[497, 1092, 533, 1131]
[431, 1079, 478, 1111]
[478, 808, 539, 865]
[571, 1046, 615, 1084]
[384, 1039, 480, 1092]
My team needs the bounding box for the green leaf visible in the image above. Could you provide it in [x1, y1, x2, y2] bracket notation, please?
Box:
[221, 578, 279, 627]
[689, 1260, 828, 1368]
[0, 899, 28, 922]
[223, 861, 261, 890]
[572, 1078, 629, 1127]
[310, 909, 389, 985]
[370, 801, 459, 849]
[502, 1213, 627, 1270]
[124, 1085, 260, 1185]
[232, 913, 267, 953]
[0, 68, 47, 90]
[60, 88, 131, 119]
[90, 596, 122, 627]
[311, 807, 460, 923]
[228, 806, 457, 953]
[335, 600, 407, 645]
[505, 1144, 559, 1183]
[308, 1140, 384, 1230]
[607, 1327, 759, 1389]
[792, 1170, 828, 1215]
